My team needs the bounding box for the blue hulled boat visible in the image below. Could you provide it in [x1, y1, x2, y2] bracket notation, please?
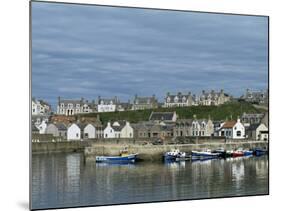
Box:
[243, 150, 253, 156]
[163, 149, 186, 162]
[254, 148, 268, 156]
[96, 153, 138, 163]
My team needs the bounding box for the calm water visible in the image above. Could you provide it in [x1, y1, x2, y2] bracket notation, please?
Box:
[32, 153, 268, 209]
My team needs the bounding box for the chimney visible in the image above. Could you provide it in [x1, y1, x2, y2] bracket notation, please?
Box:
[188, 91, 191, 95]
[135, 94, 138, 99]
[178, 92, 182, 96]
[81, 97, 84, 102]
[58, 96, 61, 104]
[202, 90, 205, 94]
[237, 116, 241, 123]
[220, 89, 224, 94]
[166, 92, 170, 96]
[152, 94, 155, 99]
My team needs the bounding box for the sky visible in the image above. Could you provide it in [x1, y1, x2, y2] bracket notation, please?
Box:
[32, 2, 268, 108]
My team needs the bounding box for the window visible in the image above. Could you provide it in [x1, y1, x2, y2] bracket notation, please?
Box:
[130, 133, 132, 137]
[236, 131, 241, 137]
[105, 134, 108, 138]
[76, 133, 79, 137]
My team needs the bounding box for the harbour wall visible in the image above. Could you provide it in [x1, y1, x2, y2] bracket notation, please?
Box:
[84, 141, 268, 162]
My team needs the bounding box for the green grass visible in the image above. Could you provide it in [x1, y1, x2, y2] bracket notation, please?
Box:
[77, 101, 266, 124]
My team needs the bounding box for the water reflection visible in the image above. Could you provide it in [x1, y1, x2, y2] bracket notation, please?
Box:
[32, 153, 268, 210]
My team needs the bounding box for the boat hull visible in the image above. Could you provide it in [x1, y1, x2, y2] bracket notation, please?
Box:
[192, 151, 220, 158]
[96, 154, 138, 163]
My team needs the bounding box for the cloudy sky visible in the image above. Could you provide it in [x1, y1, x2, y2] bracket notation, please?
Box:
[32, 2, 268, 108]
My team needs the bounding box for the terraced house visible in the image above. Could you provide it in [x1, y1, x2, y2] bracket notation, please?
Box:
[57, 97, 94, 115]
[163, 92, 195, 107]
[131, 94, 158, 110]
[198, 89, 230, 106]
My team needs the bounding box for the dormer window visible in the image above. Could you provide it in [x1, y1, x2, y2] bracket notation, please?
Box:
[174, 96, 178, 103]
[110, 100, 113, 105]
[100, 100, 104, 105]
[182, 96, 186, 102]
[167, 97, 170, 103]
[61, 103, 64, 108]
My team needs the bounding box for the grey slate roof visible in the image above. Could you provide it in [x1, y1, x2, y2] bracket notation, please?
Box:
[247, 123, 260, 131]
[133, 95, 157, 104]
[149, 112, 175, 121]
[55, 123, 67, 131]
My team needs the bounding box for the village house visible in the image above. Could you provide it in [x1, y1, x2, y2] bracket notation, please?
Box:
[32, 124, 39, 134]
[218, 118, 245, 139]
[97, 96, 118, 113]
[240, 89, 268, 105]
[37, 119, 48, 134]
[246, 123, 268, 141]
[241, 112, 264, 127]
[261, 112, 269, 128]
[131, 94, 158, 110]
[132, 121, 173, 138]
[173, 119, 193, 137]
[103, 122, 122, 138]
[57, 97, 94, 116]
[198, 89, 230, 106]
[45, 123, 67, 139]
[120, 122, 134, 138]
[191, 117, 214, 137]
[83, 123, 96, 139]
[32, 98, 52, 116]
[163, 92, 195, 107]
[149, 111, 177, 123]
[67, 123, 82, 140]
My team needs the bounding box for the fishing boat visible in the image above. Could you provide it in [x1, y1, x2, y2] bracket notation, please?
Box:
[163, 149, 186, 161]
[192, 149, 220, 158]
[96, 149, 138, 163]
[243, 149, 253, 156]
[212, 148, 227, 158]
[231, 149, 244, 157]
[253, 148, 268, 156]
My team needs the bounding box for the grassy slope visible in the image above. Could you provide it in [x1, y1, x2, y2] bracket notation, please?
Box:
[77, 102, 266, 124]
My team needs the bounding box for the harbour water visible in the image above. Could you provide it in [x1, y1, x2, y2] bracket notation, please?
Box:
[32, 153, 268, 210]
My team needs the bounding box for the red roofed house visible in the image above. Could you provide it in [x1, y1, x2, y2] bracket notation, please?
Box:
[219, 118, 245, 139]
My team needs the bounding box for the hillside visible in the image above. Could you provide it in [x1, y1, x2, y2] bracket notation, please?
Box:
[77, 102, 267, 124]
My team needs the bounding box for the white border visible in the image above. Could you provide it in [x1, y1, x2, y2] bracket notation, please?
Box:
[0, 0, 280, 211]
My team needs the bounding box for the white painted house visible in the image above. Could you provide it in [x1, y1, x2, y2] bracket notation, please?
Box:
[37, 120, 47, 134]
[246, 123, 268, 141]
[83, 123, 96, 139]
[97, 97, 118, 113]
[32, 98, 51, 116]
[67, 123, 81, 141]
[120, 122, 134, 138]
[219, 118, 245, 139]
[103, 122, 115, 138]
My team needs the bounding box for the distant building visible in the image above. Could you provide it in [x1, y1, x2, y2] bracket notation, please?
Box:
[97, 96, 118, 113]
[57, 97, 94, 116]
[32, 124, 39, 134]
[132, 121, 174, 138]
[198, 89, 230, 106]
[164, 92, 194, 107]
[120, 122, 134, 138]
[240, 89, 268, 104]
[131, 94, 158, 110]
[191, 118, 214, 137]
[261, 112, 269, 128]
[83, 123, 96, 139]
[218, 118, 245, 139]
[67, 123, 82, 140]
[149, 111, 177, 123]
[246, 123, 268, 141]
[32, 98, 51, 115]
[241, 112, 264, 127]
[46, 123, 67, 139]
[103, 122, 124, 138]
[173, 119, 193, 137]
